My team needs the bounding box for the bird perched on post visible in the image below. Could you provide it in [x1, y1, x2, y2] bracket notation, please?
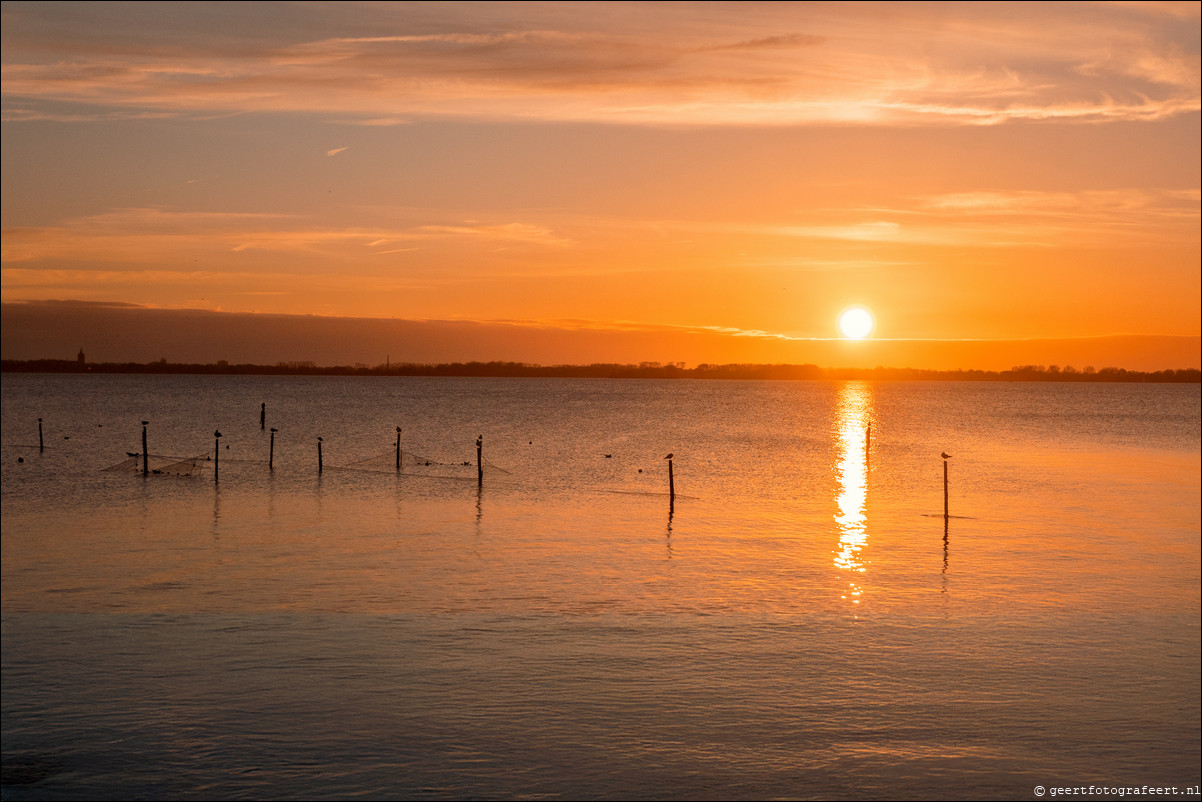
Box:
[215, 430, 222, 438]
[665, 453, 674, 460]
[941, 452, 951, 459]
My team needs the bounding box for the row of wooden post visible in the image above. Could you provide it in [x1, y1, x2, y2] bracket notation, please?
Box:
[134, 418, 481, 483]
[134, 419, 662, 498]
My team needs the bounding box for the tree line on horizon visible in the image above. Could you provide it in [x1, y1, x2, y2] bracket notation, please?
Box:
[2, 358, 1199, 383]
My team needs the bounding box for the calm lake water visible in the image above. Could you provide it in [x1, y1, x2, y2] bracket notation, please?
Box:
[2, 374, 1199, 800]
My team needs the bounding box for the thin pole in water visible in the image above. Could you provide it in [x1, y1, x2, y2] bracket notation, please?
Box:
[942, 453, 951, 520]
[476, 436, 483, 487]
[666, 453, 675, 505]
[269, 428, 276, 470]
[396, 427, 402, 473]
[214, 430, 222, 481]
[142, 420, 149, 476]
[38, 418, 44, 453]
[318, 437, 323, 475]
[260, 402, 266, 430]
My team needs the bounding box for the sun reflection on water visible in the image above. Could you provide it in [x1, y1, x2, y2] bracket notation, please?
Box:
[833, 382, 874, 606]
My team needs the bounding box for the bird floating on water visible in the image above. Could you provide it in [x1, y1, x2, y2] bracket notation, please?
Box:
[941, 452, 951, 459]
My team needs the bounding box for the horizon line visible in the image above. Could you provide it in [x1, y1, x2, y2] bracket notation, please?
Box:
[4, 356, 1198, 381]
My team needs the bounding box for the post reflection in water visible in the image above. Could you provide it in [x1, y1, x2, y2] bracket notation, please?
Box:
[833, 382, 875, 607]
[665, 504, 674, 559]
[942, 517, 950, 598]
[212, 482, 222, 537]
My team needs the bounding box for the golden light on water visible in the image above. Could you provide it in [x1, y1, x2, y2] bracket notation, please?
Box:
[834, 382, 874, 605]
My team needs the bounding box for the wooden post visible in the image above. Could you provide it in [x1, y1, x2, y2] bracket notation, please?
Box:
[269, 428, 276, 470]
[943, 459, 949, 520]
[668, 456, 675, 501]
[38, 418, 44, 453]
[476, 436, 483, 487]
[142, 421, 149, 476]
[260, 402, 266, 430]
[318, 437, 323, 474]
[214, 431, 222, 481]
[866, 422, 871, 456]
[396, 427, 402, 473]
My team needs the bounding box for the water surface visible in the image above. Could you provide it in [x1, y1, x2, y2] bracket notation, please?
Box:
[3, 375, 1199, 799]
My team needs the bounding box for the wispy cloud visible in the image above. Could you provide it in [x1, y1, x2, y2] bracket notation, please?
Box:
[913, 188, 1200, 240]
[415, 223, 572, 247]
[326, 146, 349, 156]
[0, 208, 573, 267]
[2, 2, 1196, 126]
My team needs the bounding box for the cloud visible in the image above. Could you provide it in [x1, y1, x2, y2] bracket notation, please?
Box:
[915, 188, 1200, 235]
[415, 222, 572, 247]
[2, 2, 1196, 126]
[0, 208, 573, 269]
[326, 146, 349, 156]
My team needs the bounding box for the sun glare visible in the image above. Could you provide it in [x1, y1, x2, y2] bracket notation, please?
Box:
[839, 307, 874, 339]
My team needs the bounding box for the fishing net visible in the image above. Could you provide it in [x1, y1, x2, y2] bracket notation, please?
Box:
[103, 453, 207, 476]
[327, 446, 510, 481]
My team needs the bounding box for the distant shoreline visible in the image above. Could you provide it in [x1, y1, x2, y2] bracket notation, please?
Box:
[3, 359, 1199, 383]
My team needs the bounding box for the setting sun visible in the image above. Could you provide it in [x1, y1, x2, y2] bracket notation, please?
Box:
[839, 308, 875, 340]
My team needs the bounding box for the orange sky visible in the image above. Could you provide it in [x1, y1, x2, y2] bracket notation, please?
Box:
[2, 2, 1199, 369]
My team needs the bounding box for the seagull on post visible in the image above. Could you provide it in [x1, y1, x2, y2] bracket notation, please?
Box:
[941, 452, 951, 459]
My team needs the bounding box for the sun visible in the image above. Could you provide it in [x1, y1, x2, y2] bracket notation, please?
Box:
[838, 307, 874, 339]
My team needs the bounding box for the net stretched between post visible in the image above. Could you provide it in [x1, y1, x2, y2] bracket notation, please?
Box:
[329, 447, 510, 481]
[103, 453, 207, 476]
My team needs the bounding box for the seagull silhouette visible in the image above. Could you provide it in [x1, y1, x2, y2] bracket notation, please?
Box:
[664, 453, 674, 460]
[941, 452, 951, 459]
[215, 430, 222, 438]
[270, 427, 278, 432]
[142, 420, 149, 426]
